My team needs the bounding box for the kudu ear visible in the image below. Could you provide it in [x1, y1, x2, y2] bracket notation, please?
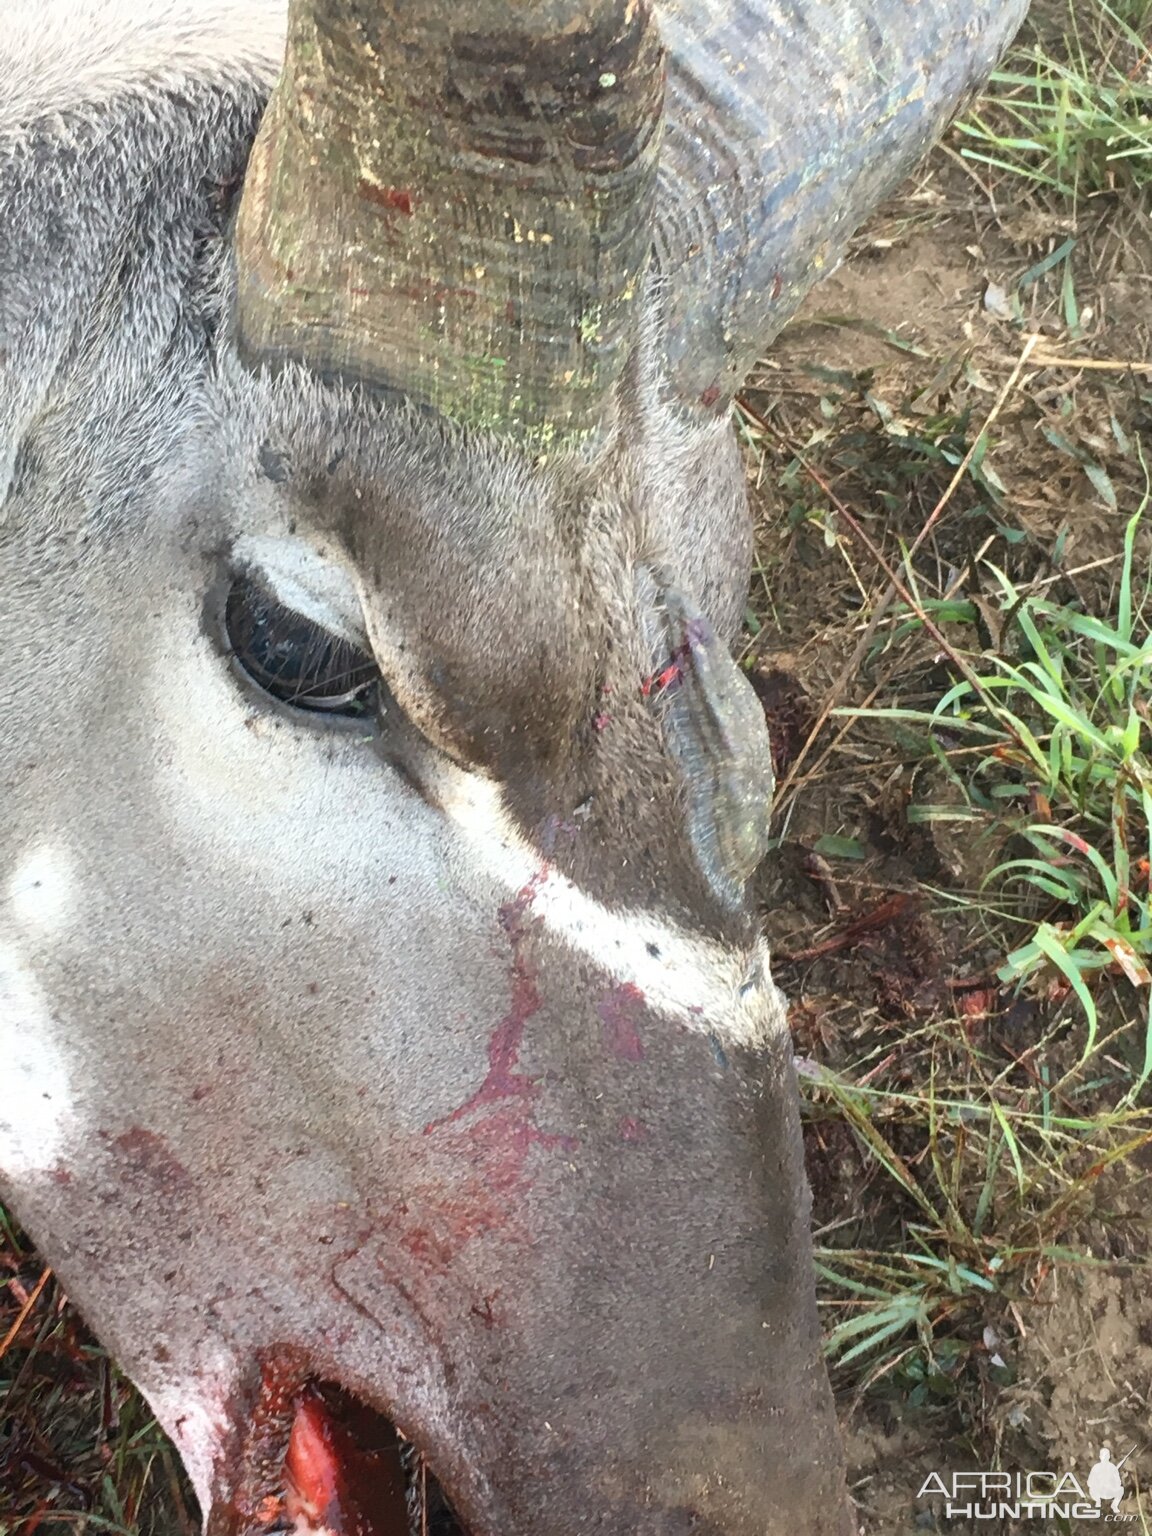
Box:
[233, 0, 664, 452]
[655, 0, 1030, 412]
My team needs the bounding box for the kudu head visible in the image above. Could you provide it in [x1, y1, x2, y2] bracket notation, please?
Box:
[0, 1, 1025, 1531]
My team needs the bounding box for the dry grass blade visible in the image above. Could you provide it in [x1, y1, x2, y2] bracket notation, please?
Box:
[0, 1264, 50, 1364]
[746, 335, 1039, 819]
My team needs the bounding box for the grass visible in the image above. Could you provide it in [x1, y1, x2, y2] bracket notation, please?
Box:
[857, 495, 1152, 1081]
[745, 414, 1152, 1497]
[734, 0, 1152, 1490]
[806, 1052, 1149, 1376]
[956, 0, 1152, 199]
[797, 490, 1152, 1439]
[0, 1209, 197, 1536]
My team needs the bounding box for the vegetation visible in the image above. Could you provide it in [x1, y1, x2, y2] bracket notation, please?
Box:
[956, 0, 1152, 199]
[733, 0, 1152, 1503]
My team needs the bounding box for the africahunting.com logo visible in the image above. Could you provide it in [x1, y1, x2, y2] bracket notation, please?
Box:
[918, 1445, 1137, 1522]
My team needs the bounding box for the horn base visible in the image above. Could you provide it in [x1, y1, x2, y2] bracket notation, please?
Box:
[233, 1, 664, 450]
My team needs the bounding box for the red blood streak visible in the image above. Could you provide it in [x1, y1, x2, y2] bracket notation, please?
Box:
[596, 982, 647, 1062]
[357, 180, 415, 216]
[618, 1116, 648, 1143]
[425, 873, 548, 1133]
[428, 956, 540, 1132]
[411, 871, 576, 1272]
[639, 640, 691, 699]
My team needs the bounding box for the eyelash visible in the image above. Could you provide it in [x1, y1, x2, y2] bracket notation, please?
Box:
[222, 573, 380, 719]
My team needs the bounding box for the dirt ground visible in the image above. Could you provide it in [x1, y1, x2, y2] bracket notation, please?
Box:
[745, 151, 1152, 1531]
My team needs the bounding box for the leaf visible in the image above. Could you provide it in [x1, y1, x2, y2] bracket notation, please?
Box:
[990, 1100, 1026, 1199]
[806, 313, 932, 358]
[900, 1251, 997, 1292]
[1083, 461, 1118, 511]
[825, 1297, 926, 1365]
[985, 856, 1084, 903]
[1023, 823, 1119, 907]
[1041, 425, 1085, 461]
[813, 833, 867, 861]
[1024, 685, 1110, 752]
[1038, 425, 1117, 508]
[906, 804, 984, 825]
[1016, 236, 1078, 291]
[1031, 921, 1100, 1060]
[1118, 507, 1143, 645]
[984, 282, 1020, 321]
[1098, 932, 1152, 987]
[1015, 605, 1064, 689]
[1048, 609, 1140, 656]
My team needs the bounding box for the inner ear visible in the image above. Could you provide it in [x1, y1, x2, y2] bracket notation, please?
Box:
[638, 571, 775, 905]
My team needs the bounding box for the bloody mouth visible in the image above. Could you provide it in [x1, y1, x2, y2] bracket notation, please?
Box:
[270, 1381, 469, 1536]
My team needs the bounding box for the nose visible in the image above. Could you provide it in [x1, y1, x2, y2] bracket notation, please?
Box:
[375, 956, 855, 1536]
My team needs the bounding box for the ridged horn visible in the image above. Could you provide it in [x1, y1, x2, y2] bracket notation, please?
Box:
[654, 0, 1029, 412]
[233, 0, 665, 450]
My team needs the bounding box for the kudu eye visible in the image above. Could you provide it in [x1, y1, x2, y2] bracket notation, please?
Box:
[223, 572, 380, 718]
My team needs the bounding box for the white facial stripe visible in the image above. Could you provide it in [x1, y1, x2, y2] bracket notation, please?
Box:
[0, 944, 74, 1175]
[437, 774, 784, 1048]
[8, 845, 74, 935]
[531, 872, 781, 1046]
[233, 535, 369, 649]
[151, 588, 779, 1048]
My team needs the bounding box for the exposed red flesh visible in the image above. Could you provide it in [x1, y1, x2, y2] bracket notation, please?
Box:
[284, 1386, 410, 1536]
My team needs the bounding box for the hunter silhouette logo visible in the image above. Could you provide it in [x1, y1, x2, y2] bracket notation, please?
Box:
[1088, 1446, 1132, 1514]
[917, 1444, 1138, 1521]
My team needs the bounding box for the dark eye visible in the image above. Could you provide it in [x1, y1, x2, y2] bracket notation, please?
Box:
[223, 573, 379, 718]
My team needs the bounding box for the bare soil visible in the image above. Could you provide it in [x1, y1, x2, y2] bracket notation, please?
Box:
[745, 156, 1152, 1532]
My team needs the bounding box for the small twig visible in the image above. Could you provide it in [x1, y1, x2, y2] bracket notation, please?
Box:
[856, 1050, 901, 1088]
[164, 1447, 200, 1536]
[1007, 1298, 1030, 1342]
[777, 675, 886, 814]
[778, 892, 917, 964]
[902, 332, 1039, 570]
[0, 1265, 51, 1364]
[803, 849, 848, 915]
[996, 350, 1152, 374]
[937, 140, 1000, 216]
